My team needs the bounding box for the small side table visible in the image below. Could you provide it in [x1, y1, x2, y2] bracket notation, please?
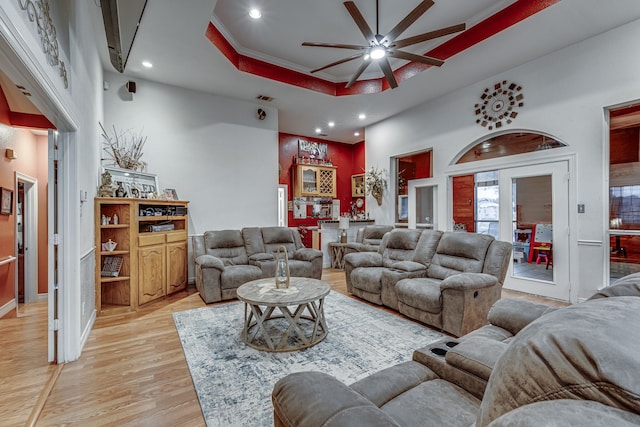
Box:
[328, 242, 348, 269]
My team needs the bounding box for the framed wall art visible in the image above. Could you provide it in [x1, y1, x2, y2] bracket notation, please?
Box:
[101, 166, 159, 198]
[298, 139, 328, 160]
[0, 187, 13, 215]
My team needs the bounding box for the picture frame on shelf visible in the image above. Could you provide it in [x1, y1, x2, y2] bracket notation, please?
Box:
[164, 188, 178, 200]
[351, 174, 365, 197]
[101, 166, 158, 198]
[0, 187, 13, 215]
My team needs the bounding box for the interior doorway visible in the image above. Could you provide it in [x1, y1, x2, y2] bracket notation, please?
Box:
[15, 172, 39, 313]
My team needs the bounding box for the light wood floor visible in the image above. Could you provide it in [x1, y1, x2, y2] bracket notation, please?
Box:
[1, 269, 568, 426]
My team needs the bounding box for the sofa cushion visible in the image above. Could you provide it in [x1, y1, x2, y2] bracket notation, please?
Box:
[242, 227, 265, 256]
[588, 271, 640, 300]
[396, 278, 443, 314]
[220, 265, 262, 289]
[381, 379, 480, 426]
[445, 337, 509, 381]
[382, 229, 423, 268]
[351, 267, 387, 294]
[351, 361, 437, 407]
[477, 297, 640, 426]
[487, 400, 640, 427]
[262, 226, 298, 254]
[412, 230, 443, 267]
[428, 233, 493, 280]
[204, 230, 248, 265]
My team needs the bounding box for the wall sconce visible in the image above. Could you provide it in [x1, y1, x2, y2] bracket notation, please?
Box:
[5, 148, 17, 160]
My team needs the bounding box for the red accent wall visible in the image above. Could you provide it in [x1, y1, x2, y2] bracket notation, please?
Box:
[279, 133, 364, 246]
[0, 128, 49, 316]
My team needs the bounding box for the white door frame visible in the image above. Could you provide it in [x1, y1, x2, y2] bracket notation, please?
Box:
[499, 161, 571, 301]
[0, 6, 80, 362]
[15, 172, 38, 304]
[407, 176, 447, 230]
[445, 151, 577, 303]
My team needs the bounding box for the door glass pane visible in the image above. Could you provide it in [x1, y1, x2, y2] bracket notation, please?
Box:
[475, 171, 499, 238]
[512, 175, 553, 282]
[416, 186, 434, 229]
[610, 234, 640, 283]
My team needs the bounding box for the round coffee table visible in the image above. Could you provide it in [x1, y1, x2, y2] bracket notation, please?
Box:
[236, 277, 330, 352]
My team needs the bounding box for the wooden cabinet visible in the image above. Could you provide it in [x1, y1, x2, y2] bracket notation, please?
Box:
[95, 198, 189, 315]
[293, 164, 337, 197]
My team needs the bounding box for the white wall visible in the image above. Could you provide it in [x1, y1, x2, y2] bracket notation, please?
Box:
[102, 73, 279, 234]
[366, 19, 640, 301]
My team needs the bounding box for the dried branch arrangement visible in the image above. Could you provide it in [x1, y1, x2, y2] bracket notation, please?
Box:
[100, 122, 147, 171]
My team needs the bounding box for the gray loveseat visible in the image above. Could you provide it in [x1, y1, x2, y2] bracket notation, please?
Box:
[272, 276, 640, 426]
[192, 226, 323, 303]
[344, 229, 512, 336]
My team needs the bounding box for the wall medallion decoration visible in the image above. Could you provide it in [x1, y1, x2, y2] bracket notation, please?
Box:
[474, 81, 524, 130]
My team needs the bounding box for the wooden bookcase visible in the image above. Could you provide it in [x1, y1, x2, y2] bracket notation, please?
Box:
[95, 198, 189, 316]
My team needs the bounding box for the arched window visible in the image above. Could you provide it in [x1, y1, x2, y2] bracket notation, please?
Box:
[456, 132, 566, 164]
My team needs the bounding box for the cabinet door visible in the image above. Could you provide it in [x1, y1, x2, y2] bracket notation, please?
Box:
[166, 240, 187, 294]
[138, 243, 166, 305]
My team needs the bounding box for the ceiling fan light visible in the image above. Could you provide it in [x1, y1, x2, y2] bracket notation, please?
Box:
[249, 8, 261, 19]
[370, 47, 386, 60]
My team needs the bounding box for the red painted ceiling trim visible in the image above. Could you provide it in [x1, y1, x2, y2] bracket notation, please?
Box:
[610, 104, 640, 117]
[205, 0, 559, 96]
[10, 112, 54, 129]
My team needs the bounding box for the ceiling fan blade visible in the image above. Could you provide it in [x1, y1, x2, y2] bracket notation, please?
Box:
[344, 1, 376, 44]
[310, 53, 365, 73]
[345, 60, 371, 88]
[384, 0, 434, 43]
[388, 49, 444, 67]
[302, 42, 367, 51]
[378, 57, 398, 89]
[393, 23, 466, 48]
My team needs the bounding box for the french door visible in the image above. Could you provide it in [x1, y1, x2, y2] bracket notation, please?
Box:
[499, 161, 570, 301]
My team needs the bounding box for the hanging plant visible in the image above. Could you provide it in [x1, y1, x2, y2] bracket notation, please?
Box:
[365, 166, 388, 206]
[100, 122, 148, 171]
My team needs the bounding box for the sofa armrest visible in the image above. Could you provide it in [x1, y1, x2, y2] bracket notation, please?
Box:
[440, 273, 498, 290]
[293, 247, 323, 262]
[344, 242, 379, 253]
[272, 372, 398, 427]
[195, 254, 225, 271]
[344, 252, 383, 268]
[486, 298, 552, 336]
[388, 260, 427, 273]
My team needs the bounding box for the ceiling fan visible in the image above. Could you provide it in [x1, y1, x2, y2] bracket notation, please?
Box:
[302, 0, 466, 89]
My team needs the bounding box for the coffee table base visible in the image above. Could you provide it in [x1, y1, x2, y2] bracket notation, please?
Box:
[241, 298, 328, 352]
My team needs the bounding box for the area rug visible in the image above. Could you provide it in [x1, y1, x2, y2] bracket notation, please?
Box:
[173, 291, 444, 427]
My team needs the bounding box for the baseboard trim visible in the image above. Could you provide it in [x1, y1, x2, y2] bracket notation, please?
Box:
[79, 309, 96, 353]
[0, 298, 16, 318]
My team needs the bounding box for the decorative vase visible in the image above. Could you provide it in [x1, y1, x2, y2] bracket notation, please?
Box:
[275, 245, 290, 289]
[372, 189, 383, 206]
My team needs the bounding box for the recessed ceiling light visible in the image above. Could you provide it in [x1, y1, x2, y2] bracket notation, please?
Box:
[142, 61, 153, 68]
[354, 132, 360, 136]
[358, 113, 366, 120]
[328, 121, 335, 127]
[315, 127, 322, 134]
[249, 8, 261, 19]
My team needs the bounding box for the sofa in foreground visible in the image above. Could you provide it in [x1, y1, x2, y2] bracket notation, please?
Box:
[272, 277, 640, 426]
[192, 226, 323, 303]
[344, 229, 512, 336]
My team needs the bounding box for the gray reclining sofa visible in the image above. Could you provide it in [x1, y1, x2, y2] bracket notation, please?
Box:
[344, 229, 512, 336]
[272, 274, 640, 426]
[192, 226, 323, 303]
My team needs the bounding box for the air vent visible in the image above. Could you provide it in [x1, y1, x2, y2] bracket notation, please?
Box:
[256, 94, 274, 102]
[318, 133, 328, 137]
